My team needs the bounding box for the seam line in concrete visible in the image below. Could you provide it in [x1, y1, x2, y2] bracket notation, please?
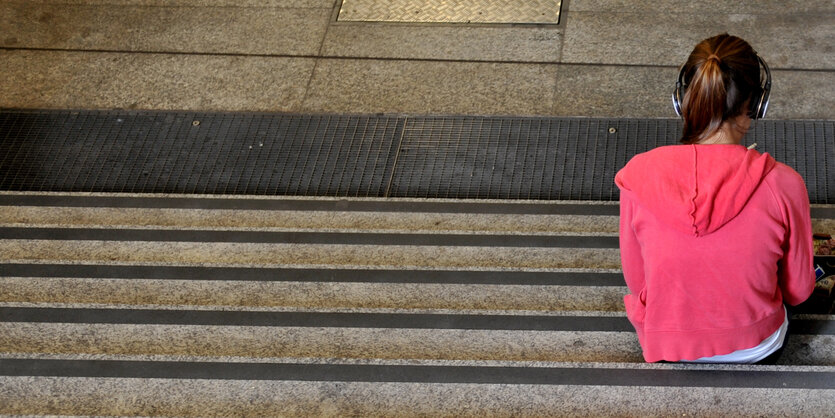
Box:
[0, 1, 332, 10]
[3, 47, 832, 72]
[566, 10, 835, 16]
[300, 2, 338, 108]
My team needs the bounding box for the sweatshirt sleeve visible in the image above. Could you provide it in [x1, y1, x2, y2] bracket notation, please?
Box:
[771, 168, 815, 306]
[619, 190, 646, 296]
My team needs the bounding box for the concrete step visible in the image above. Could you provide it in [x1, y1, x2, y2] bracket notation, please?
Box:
[0, 322, 643, 364]
[3, 193, 832, 233]
[0, 239, 620, 269]
[1, 193, 834, 416]
[0, 193, 620, 232]
[0, 223, 622, 269]
[0, 205, 619, 235]
[0, 274, 627, 312]
[0, 263, 627, 312]
[1, 306, 832, 366]
[2, 358, 834, 417]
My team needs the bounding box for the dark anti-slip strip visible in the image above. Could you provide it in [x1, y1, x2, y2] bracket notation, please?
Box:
[0, 227, 620, 248]
[0, 194, 620, 216]
[1, 359, 833, 389]
[810, 206, 835, 218]
[788, 319, 835, 335]
[0, 263, 626, 286]
[3, 307, 831, 334]
[0, 307, 634, 331]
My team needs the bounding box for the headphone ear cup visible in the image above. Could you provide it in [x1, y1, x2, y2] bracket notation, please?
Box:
[673, 66, 687, 118]
[749, 88, 770, 119]
[672, 83, 685, 117]
[756, 87, 770, 119]
[672, 89, 683, 117]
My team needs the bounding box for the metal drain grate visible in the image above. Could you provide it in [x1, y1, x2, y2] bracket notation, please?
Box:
[388, 117, 681, 200]
[388, 117, 833, 203]
[0, 110, 832, 203]
[0, 111, 403, 196]
[754, 120, 833, 208]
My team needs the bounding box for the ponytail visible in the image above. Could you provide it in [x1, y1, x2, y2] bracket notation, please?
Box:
[679, 34, 761, 144]
[682, 57, 726, 143]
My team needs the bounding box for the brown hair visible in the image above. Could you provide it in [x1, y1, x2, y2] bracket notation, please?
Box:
[680, 34, 761, 144]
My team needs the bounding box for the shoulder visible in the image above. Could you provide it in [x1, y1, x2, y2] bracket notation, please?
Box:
[764, 161, 807, 194]
[618, 145, 689, 177]
[762, 160, 810, 218]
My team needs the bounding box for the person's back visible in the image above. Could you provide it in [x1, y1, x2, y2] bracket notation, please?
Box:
[615, 34, 815, 363]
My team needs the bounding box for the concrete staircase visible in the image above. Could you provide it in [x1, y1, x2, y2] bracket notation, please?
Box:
[1, 192, 834, 416]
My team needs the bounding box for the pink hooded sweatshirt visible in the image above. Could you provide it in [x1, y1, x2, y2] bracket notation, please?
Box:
[615, 144, 814, 362]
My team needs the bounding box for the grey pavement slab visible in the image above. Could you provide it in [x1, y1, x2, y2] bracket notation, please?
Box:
[561, 11, 834, 69]
[0, 3, 331, 55]
[0, 1, 831, 118]
[301, 59, 557, 116]
[0, 50, 315, 111]
[4, 51, 827, 118]
[551, 65, 835, 119]
[768, 70, 835, 120]
[4, 0, 334, 7]
[322, 23, 562, 62]
[552, 65, 679, 118]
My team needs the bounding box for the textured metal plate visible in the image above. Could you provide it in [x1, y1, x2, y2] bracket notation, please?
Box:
[338, 0, 562, 24]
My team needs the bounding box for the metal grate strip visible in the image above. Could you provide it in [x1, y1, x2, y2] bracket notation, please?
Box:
[388, 117, 833, 203]
[0, 111, 402, 197]
[0, 110, 832, 203]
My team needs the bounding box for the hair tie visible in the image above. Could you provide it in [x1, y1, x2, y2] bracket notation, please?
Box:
[707, 54, 721, 62]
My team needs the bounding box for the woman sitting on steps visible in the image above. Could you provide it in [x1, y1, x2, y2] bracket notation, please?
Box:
[615, 33, 815, 364]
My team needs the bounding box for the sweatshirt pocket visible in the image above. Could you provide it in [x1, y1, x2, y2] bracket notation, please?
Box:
[624, 292, 646, 334]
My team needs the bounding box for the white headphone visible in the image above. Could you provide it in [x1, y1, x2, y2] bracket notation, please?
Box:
[672, 55, 771, 119]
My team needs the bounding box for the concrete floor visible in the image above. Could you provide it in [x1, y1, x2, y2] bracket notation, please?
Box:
[0, 0, 833, 118]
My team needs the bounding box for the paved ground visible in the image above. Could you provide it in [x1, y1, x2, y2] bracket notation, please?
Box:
[1, 0, 833, 118]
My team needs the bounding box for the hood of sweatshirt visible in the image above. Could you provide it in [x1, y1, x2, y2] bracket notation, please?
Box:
[615, 144, 776, 237]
